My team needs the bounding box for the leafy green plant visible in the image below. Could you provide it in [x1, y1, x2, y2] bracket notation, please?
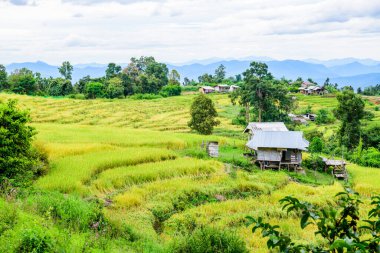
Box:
[188, 94, 220, 135]
[170, 226, 248, 253]
[0, 100, 47, 185]
[246, 189, 380, 252]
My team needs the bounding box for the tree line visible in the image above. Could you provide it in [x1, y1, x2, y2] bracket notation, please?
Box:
[0, 56, 182, 99]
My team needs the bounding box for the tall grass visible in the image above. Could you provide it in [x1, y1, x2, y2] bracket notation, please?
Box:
[92, 158, 223, 193]
[35, 148, 177, 195]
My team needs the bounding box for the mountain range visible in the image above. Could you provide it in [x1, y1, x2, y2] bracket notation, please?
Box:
[5, 57, 380, 90]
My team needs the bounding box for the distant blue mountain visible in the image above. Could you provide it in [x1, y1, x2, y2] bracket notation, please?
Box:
[5, 57, 380, 88]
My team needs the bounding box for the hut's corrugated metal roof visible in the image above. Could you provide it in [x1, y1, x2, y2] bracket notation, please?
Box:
[244, 122, 288, 133]
[246, 131, 309, 150]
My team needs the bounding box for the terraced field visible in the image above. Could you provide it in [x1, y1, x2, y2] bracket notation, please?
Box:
[0, 93, 379, 252]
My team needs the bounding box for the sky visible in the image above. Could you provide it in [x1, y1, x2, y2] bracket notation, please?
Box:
[0, 0, 380, 65]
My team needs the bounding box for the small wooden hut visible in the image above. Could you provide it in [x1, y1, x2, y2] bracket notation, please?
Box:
[246, 131, 309, 170]
[322, 158, 347, 180]
[214, 84, 230, 93]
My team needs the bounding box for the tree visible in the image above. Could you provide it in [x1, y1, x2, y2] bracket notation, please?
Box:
[106, 77, 124, 98]
[188, 94, 220, 135]
[48, 78, 73, 96]
[316, 109, 335, 125]
[122, 56, 168, 94]
[214, 64, 226, 83]
[85, 81, 104, 99]
[183, 77, 191, 86]
[105, 63, 121, 79]
[232, 62, 295, 122]
[8, 68, 36, 95]
[168, 69, 181, 85]
[58, 61, 73, 80]
[334, 89, 365, 149]
[198, 73, 213, 84]
[309, 137, 324, 153]
[0, 64, 7, 90]
[247, 189, 380, 252]
[0, 100, 46, 185]
[74, 75, 91, 94]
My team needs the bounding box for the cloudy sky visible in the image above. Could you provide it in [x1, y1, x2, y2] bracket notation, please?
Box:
[0, 0, 380, 64]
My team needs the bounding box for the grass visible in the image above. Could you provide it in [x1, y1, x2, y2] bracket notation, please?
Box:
[0, 92, 379, 252]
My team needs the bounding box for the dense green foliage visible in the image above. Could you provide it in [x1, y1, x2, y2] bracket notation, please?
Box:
[170, 227, 248, 253]
[335, 89, 365, 150]
[0, 100, 46, 185]
[188, 94, 220, 134]
[247, 189, 380, 252]
[361, 84, 380, 96]
[232, 62, 295, 122]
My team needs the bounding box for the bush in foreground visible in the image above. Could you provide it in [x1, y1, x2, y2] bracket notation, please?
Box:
[170, 226, 248, 253]
[0, 100, 48, 186]
[247, 189, 380, 252]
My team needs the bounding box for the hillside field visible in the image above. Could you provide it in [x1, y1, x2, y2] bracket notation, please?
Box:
[0, 92, 379, 252]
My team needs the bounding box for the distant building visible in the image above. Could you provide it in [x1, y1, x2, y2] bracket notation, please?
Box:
[214, 84, 230, 93]
[288, 113, 308, 124]
[243, 122, 288, 140]
[246, 131, 309, 170]
[229, 85, 240, 92]
[199, 86, 215, 94]
[299, 85, 323, 95]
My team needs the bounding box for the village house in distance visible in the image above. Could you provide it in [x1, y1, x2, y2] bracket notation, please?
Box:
[298, 81, 324, 95]
[199, 84, 240, 94]
[245, 122, 309, 170]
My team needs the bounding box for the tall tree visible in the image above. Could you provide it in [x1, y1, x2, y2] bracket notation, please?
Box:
[168, 69, 181, 85]
[214, 64, 226, 83]
[198, 73, 213, 84]
[105, 63, 121, 79]
[334, 89, 365, 149]
[0, 64, 7, 90]
[188, 94, 220, 135]
[232, 62, 294, 122]
[122, 56, 168, 94]
[58, 61, 73, 80]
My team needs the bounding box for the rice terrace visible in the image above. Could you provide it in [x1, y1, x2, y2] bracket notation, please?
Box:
[1, 88, 380, 252]
[1, 1, 380, 252]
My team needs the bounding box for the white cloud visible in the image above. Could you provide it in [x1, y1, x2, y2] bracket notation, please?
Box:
[0, 0, 379, 64]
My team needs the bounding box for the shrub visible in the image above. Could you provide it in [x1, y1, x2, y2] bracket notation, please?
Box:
[302, 155, 324, 171]
[26, 191, 105, 232]
[170, 226, 248, 253]
[85, 81, 104, 99]
[359, 147, 380, 168]
[0, 100, 47, 185]
[247, 189, 380, 252]
[188, 94, 220, 135]
[362, 125, 380, 149]
[160, 85, 181, 97]
[315, 109, 335, 124]
[106, 77, 124, 99]
[16, 227, 54, 253]
[0, 200, 17, 236]
[181, 86, 199, 92]
[67, 93, 86, 100]
[129, 93, 163, 100]
[309, 137, 324, 153]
